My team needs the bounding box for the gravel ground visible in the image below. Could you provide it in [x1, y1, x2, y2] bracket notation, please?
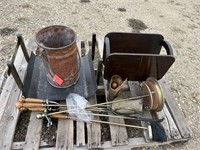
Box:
[0, 0, 200, 149]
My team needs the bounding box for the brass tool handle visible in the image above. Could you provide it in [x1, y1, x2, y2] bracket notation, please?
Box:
[47, 113, 147, 130]
[91, 119, 147, 130]
[19, 97, 43, 103]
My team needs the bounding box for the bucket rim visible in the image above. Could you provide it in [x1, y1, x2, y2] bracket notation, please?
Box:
[35, 25, 77, 50]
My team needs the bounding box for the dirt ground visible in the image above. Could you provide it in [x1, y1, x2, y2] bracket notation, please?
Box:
[0, 0, 200, 149]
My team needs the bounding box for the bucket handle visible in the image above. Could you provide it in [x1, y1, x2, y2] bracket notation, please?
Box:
[41, 50, 55, 78]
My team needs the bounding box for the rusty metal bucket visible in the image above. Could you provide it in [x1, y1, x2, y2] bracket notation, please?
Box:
[35, 25, 79, 88]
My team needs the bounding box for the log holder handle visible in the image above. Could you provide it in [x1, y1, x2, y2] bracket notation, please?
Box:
[7, 34, 30, 91]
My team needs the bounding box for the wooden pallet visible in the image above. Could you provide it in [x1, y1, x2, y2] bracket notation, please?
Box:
[0, 38, 192, 150]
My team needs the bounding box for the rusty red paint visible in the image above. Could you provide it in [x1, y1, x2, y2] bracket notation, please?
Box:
[36, 25, 79, 88]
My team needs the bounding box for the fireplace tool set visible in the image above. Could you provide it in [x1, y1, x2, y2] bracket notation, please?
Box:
[8, 25, 175, 142]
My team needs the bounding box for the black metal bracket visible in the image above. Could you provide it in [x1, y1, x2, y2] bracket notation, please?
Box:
[96, 58, 103, 85]
[7, 34, 30, 90]
[161, 40, 174, 56]
[17, 34, 30, 62]
[91, 33, 96, 61]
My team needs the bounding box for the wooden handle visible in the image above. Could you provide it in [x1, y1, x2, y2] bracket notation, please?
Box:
[20, 107, 45, 112]
[20, 107, 28, 111]
[16, 102, 43, 109]
[18, 97, 25, 103]
[19, 97, 43, 103]
[25, 98, 43, 103]
[51, 114, 68, 119]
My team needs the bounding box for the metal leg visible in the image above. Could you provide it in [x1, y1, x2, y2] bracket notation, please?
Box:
[91, 33, 96, 61]
[96, 58, 103, 85]
[7, 61, 23, 90]
[17, 34, 30, 62]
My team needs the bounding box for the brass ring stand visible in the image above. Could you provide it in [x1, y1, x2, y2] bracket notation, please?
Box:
[141, 77, 164, 112]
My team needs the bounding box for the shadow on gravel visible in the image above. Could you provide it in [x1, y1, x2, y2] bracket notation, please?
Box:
[127, 18, 147, 32]
[80, 0, 90, 3]
[0, 27, 17, 36]
[117, 7, 126, 12]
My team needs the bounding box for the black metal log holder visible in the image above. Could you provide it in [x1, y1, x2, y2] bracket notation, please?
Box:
[91, 33, 103, 86]
[7, 34, 30, 91]
[7, 34, 97, 101]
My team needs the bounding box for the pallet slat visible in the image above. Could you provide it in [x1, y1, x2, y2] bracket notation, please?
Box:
[87, 95, 101, 149]
[108, 117, 129, 146]
[84, 40, 90, 56]
[75, 40, 86, 147]
[56, 101, 74, 150]
[0, 39, 33, 150]
[162, 104, 181, 139]
[23, 112, 43, 149]
[101, 137, 188, 150]
[96, 37, 104, 59]
[56, 119, 74, 150]
[83, 39, 102, 148]
[0, 67, 8, 91]
[103, 79, 128, 146]
[76, 121, 85, 147]
[159, 80, 192, 139]
[0, 44, 25, 120]
[12, 142, 24, 150]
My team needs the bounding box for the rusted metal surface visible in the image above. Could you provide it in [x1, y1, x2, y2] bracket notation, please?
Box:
[35, 25, 79, 88]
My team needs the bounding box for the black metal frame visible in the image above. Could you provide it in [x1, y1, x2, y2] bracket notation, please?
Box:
[91, 33, 103, 85]
[7, 34, 30, 90]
